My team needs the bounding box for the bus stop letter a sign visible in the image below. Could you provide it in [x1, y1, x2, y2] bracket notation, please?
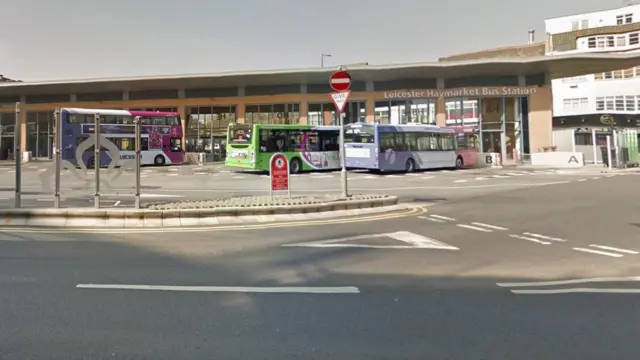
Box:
[330, 91, 350, 113]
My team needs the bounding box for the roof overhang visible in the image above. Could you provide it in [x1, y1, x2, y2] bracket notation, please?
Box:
[1, 53, 639, 96]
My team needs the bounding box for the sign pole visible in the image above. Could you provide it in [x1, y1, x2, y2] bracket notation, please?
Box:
[14, 102, 21, 208]
[94, 113, 101, 208]
[134, 116, 141, 209]
[54, 109, 61, 208]
[329, 68, 352, 199]
[339, 112, 348, 198]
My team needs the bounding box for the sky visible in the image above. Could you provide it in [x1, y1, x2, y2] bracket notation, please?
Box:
[0, 0, 621, 81]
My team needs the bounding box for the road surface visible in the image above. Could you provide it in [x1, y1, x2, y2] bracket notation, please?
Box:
[0, 167, 638, 359]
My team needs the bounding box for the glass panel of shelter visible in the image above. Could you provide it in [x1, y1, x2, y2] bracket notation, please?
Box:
[373, 99, 437, 125]
[185, 106, 237, 158]
[307, 101, 366, 126]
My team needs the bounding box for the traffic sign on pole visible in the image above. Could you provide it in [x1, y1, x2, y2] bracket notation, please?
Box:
[329, 71, 351, 92]
[330, 91, 350, 113]
[269, 152, 290, 197]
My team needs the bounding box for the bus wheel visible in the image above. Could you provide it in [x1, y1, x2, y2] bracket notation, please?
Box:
[88, 157, 95, 169]
[455, 156, 463, 169]
[405, 159, 415, 173]
[154, 155, 166, 166]
[290, 158, 302, 174]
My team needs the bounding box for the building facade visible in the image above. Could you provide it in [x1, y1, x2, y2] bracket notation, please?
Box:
[0, 54, 637, 163]
[546, 5, 640, 164]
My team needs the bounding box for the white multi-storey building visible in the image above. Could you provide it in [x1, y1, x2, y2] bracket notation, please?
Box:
[545, 4, 640, 164]
[546, 4, 640, 116]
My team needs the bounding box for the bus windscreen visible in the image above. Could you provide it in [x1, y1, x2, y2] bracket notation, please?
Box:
[229, 124, 252, 144]
[344, 125, 375, 143]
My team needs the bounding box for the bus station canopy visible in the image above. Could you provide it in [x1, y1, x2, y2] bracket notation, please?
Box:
[1, 53, 639, 96]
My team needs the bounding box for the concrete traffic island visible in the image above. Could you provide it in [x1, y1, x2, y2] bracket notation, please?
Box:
[0, 193, 400, 228]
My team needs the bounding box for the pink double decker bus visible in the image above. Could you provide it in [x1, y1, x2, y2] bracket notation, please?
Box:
[59, 108, 185, 167]
[447, 126, 479, 169]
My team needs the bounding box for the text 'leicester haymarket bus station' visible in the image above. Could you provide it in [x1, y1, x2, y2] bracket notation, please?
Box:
[0, 38, 639, 167]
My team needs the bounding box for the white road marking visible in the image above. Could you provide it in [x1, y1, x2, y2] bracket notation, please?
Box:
[522, 232, 566, 242]
[509, 234, 550, 245]
[429, 215, 456, 221]
[457, 224, 492, 232]
[36, 198, 52, 202]
[505, 172, 524, 176]
[281, 231, 459, 250]
[592, 177, 601, 180]
[497, 276, 640, 287]
[418, 216, 445, 223]
[113, 200, 121, 207]
[166, 173, 178, 176]
[588, 244, 639, 254]
[169, 168, 178, 172]
[475, 177, 487, 180]
[572, 247, 623, 257]
[510, 288, 640, 295]
[232, 176, 245, 179]
[420, 176, 435, 180]
[77, 284, 360, 294]
[454, 180, 467, 183]
[471, 222, 508, 230]
[491, 175, 510, 178]
[578, 179, 587, 182]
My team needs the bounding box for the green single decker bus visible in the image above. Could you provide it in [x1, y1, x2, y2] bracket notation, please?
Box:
[225, 123, 341, 173]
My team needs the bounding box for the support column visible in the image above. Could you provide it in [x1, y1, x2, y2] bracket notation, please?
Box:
[19, 96, 27, 156]
[435, 77, 445, 126]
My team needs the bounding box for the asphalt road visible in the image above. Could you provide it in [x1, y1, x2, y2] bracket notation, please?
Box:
[0, 162, 624, 208]
[1, 168, 639, 359]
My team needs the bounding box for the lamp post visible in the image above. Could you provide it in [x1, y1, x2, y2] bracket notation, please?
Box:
[321, 54, 332, 68]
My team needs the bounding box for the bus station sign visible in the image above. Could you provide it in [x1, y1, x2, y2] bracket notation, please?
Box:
[269, 152, 290, 196]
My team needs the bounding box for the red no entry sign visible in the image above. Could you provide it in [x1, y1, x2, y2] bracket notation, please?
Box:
[329, 71, 351, 92]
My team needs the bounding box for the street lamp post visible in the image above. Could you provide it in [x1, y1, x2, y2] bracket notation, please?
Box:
[321, 54, 332, 68]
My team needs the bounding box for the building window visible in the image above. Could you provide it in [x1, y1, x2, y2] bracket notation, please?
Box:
[581, 19, 589, 29]
[596, 98, 605, 111]
[307, 101, 365, 126]
[562, 97, 588, 113]
[244, 103, 300, 126]
[562, 76, 588, 83]
[625, 96, 636, 111]
[587, 37, 596, 48]
[444, 98, 479, 126]
[374, 99, 437, 125]
[623, 68, 634, 78]
[26, 111, 55, 159]
[617, 14, 633, 25]
[572, 21, 579, 30]
[615, 96, 625, 111]
[0, 112, 16, 160]
[630, 32, 639, 45]
[185, 105, 236, 153]
[594, 72, 604, 80]
[617, 35, 627, 47]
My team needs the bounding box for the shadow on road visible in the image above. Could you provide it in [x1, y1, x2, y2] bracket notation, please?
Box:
[0, 230, 637, 360]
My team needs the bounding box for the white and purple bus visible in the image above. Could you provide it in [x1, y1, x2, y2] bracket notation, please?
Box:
[58, 108, 185, 168]
[344, 122, 457, 172]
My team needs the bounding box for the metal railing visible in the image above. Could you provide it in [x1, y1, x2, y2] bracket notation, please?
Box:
[1, 105, 144, 209]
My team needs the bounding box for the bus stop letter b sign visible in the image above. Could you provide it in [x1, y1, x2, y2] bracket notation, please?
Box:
[269, 153, 290, 195]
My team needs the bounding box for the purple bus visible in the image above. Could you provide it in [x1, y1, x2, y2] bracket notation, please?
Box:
[58, 108, 184, 168]
[344, 122, 457, 172]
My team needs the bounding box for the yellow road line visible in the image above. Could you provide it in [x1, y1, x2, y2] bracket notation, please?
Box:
[0, 207, 428, 234]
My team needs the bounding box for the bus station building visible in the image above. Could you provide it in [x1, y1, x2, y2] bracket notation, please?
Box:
[0, 48, 638, 164]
